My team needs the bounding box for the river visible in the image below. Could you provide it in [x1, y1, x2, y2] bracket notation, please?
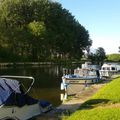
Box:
[0, 64, 79, 107]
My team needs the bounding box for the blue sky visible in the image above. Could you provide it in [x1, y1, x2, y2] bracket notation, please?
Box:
[57, 0, 120, 54]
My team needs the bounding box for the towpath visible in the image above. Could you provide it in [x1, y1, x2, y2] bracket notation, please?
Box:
[33, 79, 110, 120]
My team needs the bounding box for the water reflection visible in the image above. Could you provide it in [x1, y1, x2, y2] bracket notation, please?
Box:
[0, 65, 63, 106]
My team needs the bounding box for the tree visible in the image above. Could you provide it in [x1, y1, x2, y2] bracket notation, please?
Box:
[96, 47, 106, 65]
[27, 21, 46, 60]
[0, 0, 91, 62]
[45, 2, 92, 59]
[88, 47, 106, 65]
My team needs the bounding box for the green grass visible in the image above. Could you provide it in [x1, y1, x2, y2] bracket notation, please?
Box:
[68, 108, 120, 120]
[66, 77, 120, 120]
[92, 77, 120, 103]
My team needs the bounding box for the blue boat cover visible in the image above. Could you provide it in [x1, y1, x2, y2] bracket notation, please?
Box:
[0, 78, 38, 107]
[39, 100, 51, 108]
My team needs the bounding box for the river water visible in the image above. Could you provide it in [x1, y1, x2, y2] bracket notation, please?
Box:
[0, 64, 78, 107]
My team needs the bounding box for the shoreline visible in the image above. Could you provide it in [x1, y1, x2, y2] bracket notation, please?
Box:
[35, 80, 110, 120]
[0, 61, 82, 68]
[57, 81, 108, 112]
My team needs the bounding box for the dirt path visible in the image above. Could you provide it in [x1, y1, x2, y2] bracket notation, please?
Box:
[57, 82, 106, 112]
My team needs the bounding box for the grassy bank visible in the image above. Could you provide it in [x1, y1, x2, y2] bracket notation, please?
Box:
[66, 77, 120, 120]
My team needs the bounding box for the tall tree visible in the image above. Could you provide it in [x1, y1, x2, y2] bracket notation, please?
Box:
[27, 21, 46, 60]
[0, 0, 92, 62]
[96, 47, 106, 65]
[88, 47, 106, 65]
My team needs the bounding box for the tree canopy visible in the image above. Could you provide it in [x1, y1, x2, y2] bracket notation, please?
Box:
[0, 0, 91, 62]
[88, 47, 106, 65]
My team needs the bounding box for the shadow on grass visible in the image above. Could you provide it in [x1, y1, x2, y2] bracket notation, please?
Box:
[79, 99, 110, 110]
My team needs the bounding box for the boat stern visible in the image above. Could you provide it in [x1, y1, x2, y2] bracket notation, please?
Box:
[39, 100, 53, 113]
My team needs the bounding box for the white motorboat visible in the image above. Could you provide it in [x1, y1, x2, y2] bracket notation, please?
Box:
[61, 69, 100, 91]
[61, 62, 101, 91]
[62, 74, 98, 84]
[0, 75, 52, 120]
[100, 63, 120, 77]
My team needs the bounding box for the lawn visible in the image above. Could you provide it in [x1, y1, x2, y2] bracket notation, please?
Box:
[67, 77, 120, 120]
[68, 107, 120, 120]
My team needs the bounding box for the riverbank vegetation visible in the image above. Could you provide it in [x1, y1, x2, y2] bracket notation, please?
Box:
[0, 0, 91, 62]
[88, 47, 106, 65]
[106, 54, 120, 62]
[66, 77, 120, 120]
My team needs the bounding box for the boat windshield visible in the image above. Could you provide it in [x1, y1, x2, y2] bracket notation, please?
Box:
[0, 76, 35, 95]
[0, 77, 37, 107]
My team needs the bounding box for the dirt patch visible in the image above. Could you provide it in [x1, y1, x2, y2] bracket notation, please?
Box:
[58, 83, 105, 112]
[96, 103, 120, 109]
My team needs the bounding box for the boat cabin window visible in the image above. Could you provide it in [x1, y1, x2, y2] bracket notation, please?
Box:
[111, 67, 116, 70]
[106, 67, 110, 70]
[102, 67, 110, 70]
[102, 67, 105, 70]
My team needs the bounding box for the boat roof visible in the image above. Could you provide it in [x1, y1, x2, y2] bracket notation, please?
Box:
[102, 63, 117, 67]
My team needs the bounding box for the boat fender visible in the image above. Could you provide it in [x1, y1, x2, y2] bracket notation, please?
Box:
[60, 83, 65, 90]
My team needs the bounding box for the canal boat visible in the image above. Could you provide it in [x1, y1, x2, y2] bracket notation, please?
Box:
[62, 74, 98, 84]
[100, 63, 120, 77]
[0, 75, 52, 120]
[61, 68, 100, 90]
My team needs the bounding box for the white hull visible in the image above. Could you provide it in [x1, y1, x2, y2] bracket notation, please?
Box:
[62, 75, 97, 84]
[63, 78, 95, 84]
[0, 103, 41, 120]
[0, 75, 52, 120]
[100, 70, 118, 77]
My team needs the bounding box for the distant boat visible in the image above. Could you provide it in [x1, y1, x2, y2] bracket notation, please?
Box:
[61, 62, 100, 90]
[100, 63, 120, 77]
[0, 75, 52, 120]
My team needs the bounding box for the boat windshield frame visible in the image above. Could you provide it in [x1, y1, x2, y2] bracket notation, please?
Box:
[0, 75, 35, 95]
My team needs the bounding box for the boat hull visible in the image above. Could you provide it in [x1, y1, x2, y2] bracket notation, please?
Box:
[64, 78, 95, 84]
[0, 103, 41, 120]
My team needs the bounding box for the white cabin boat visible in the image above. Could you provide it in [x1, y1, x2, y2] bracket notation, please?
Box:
[61, 62, 101, 90]
[0, 75, 52, 120]
[100, 63, 120, 77]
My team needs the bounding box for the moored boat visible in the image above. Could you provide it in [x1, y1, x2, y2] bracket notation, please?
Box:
[0, 75, 52, 120]
[99, 63, 120, 77]
[61, 63, 100, 90]
[62, 74, 98, 84]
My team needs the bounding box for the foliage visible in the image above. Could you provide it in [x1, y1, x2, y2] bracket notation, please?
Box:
[0, 0, 91, 62]
[107, 54, 120, 62]
[88, 47, 106, 65]
[28, 21, 46, 37]
[67, 77, 120, 120]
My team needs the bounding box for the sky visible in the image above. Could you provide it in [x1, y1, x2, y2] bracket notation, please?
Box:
[57, 0, 120, 54]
